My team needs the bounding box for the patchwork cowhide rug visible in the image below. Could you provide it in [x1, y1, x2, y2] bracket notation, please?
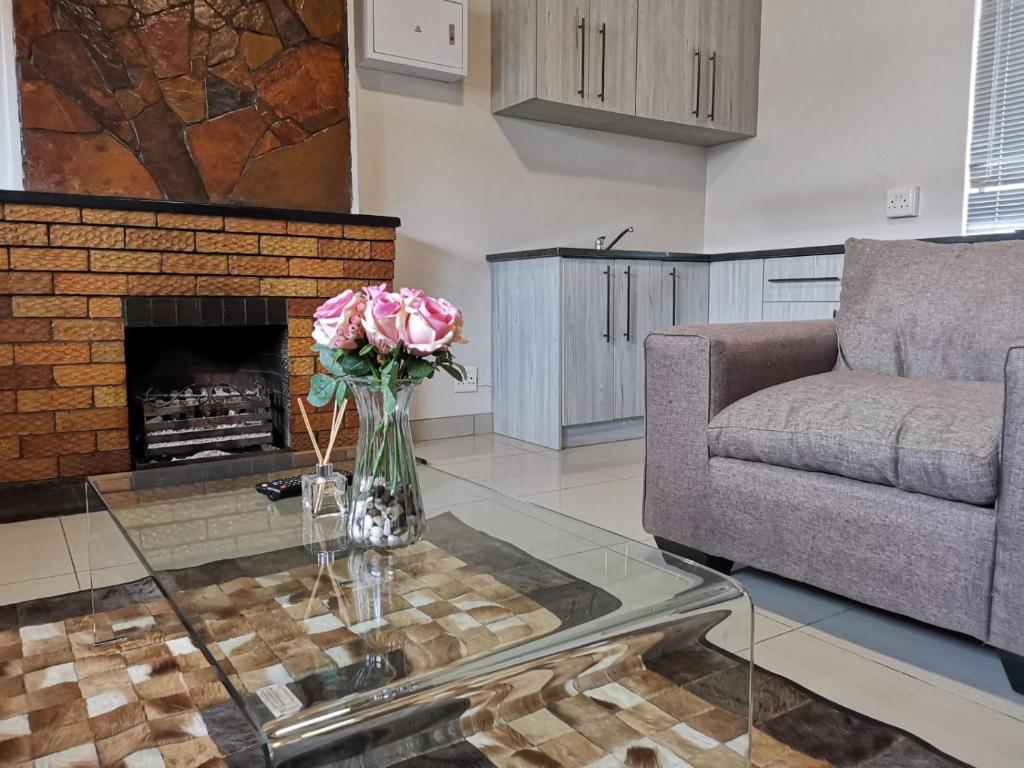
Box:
[0, 513, 967, 767]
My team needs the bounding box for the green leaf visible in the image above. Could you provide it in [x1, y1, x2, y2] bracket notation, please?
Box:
[440, 363, 463, 382]
[341, 354, 372, 377]
[307, 374, 337, 408]
[381, 361, 397, 415]
[319, 348, 345, 376]
[359, 344, 374, 356]
[406, 358, 434, 380]
[335, 379, 348, 407]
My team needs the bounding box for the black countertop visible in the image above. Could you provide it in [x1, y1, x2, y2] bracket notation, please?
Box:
[486, 231, 1024, 264]
[0, 189, 401, 228]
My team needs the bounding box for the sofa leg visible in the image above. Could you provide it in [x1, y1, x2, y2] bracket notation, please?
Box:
[654, 536, 734, 575]
[999, 650, 1024, 695]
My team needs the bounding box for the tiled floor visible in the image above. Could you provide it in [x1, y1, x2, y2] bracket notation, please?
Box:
[1, 433, 1022, 767]
[418, 433, 1024, 768]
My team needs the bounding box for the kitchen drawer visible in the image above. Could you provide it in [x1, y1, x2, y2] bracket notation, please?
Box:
[763, 254, 844, 302]
[762, 301, 839, 322]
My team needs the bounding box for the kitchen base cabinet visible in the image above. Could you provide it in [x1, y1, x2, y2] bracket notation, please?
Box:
[491, 256, 710, 449]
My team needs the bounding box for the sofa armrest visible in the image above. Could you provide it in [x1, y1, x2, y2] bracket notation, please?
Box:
[992, 344, 1024, 655]
[643, 320, 838, 549]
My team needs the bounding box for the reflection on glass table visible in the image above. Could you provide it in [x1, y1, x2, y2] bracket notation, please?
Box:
[91, 462, 754, 767]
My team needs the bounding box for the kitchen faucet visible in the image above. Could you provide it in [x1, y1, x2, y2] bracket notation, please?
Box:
[595, 226, 634, 250]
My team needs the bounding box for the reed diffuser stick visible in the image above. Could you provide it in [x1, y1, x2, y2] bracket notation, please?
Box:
[324, 400, 348, 464]
[297, 398, 324, 464]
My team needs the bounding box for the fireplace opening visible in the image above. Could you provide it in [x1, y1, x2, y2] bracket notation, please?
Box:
[124, 299, 291, 468]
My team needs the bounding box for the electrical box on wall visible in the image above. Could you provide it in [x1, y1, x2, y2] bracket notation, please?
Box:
[356, 0, 468, 82]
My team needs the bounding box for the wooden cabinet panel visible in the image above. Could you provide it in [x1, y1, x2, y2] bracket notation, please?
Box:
[561, 258, 617, 426]
[709, 259, 763, 323]
[588, 0, 638, 114]
[614, 260, 661, 419]
[636, 0, 701, 124]
[762, 302, 840, 322]
[661, 261, 710, 326]
[537, 0, 589, 107]
[491, 259, 562, 449]
[699, 0, 761, 135]
[763, 254, 844, 302]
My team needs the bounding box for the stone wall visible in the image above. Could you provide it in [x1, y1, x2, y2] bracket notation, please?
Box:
[12, 0, 351, 211]
[0, 192, 398, 482]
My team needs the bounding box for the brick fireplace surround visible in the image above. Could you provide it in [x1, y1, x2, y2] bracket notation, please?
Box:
[0, 190, 399, 483]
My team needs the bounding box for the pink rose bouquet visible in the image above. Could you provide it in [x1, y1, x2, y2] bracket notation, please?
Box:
[308, 284, 467, 412]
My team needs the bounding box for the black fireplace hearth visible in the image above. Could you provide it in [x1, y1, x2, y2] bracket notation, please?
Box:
[124, 297, 291, 468]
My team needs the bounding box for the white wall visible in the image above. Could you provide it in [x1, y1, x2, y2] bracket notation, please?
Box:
[0, 0, 23, 189]
[703, 0, 975, 252]
[351, 0, 708, 421]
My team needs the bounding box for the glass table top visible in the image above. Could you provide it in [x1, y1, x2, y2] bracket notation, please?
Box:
[91, 460, 752, 766]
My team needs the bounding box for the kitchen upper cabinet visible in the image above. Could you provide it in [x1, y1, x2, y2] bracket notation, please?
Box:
[588, 0, 639, 114]
[636, 0, 700, 125]
[637, 0, 760, 136]
[536, 0, 587, 107]
[492, 0, 761, 147]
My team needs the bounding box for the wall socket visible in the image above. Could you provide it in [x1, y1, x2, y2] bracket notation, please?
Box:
[454, 366, 478, 393]
[886, 186, 921, 218]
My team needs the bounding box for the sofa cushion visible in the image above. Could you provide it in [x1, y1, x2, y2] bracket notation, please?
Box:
[838, 237, 1024, 382]
[706, 371, 1003, 506]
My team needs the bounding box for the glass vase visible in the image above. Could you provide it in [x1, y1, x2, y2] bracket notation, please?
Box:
[346, 377, 425, 550]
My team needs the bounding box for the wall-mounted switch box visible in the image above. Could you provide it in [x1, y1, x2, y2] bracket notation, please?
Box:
[454, 366, 478, 393]
[356, 0, 468, 82]
[886, 186, 920, 218]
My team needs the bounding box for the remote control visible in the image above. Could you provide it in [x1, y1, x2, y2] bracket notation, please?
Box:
[256, 471, 353, 502]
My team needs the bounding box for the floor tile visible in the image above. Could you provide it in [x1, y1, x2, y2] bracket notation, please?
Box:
[0, 574, 80, 605]
[536, 440, 645, 481]
[804, 608, 1024, 718]
[441, 451, 621, 498]
[76, 563, 149, 590]
[61, 512, 142, 572]
[491, 434, 551, 453]
[753, 629, 1024, 768]
[525, 478, 651, 544]
[0, 518, 75, 586]
[445, 498, 606, 560]
[731, 569, 855, 627]
[707, 612, 796, 655]
[415, 434, 530, 466]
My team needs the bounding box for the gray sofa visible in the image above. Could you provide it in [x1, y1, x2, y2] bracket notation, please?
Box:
[643, 237, 1024, 691]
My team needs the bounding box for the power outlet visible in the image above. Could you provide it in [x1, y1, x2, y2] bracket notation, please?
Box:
[454, 366, 478, 393]
[886, 186, 921, 218]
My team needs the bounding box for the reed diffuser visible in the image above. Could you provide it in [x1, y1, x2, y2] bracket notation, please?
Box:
[297, 396, 348, 534]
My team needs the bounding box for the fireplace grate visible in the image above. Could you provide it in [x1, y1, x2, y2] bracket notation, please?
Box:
[140, 383, 274, 460]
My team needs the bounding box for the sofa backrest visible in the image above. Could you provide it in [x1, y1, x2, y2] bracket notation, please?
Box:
[838, 237, 1024, 382]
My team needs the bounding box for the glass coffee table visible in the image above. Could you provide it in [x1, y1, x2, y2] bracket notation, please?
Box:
[89, 460, 753, 767]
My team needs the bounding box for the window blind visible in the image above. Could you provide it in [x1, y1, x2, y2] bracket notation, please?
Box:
[968, 0, 1024, 233]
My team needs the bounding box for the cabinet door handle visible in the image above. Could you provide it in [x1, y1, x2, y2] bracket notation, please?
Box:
[578, 17, 586, 98]
[598, 22, 607, 102]
[767, 277, 841, 284]
[692, 48, 701, 117]
[623, 266, 632, 341]
[669, 267, 677, 325]
[708, 51, 717, 121]
[603, 267, 612, 342]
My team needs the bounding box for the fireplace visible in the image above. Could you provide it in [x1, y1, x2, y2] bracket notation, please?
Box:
[0, 189, 398, 483]
[124, 297, 290, 468]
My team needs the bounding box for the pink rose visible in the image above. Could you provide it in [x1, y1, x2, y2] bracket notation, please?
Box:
[312, 290, 366, 350]
[402, 295, 466, 356]
[362, 284, 406, 353]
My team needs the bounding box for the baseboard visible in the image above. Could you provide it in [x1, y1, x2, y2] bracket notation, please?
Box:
[562, 417, 644, 448]
[411, 413, 494, 442]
